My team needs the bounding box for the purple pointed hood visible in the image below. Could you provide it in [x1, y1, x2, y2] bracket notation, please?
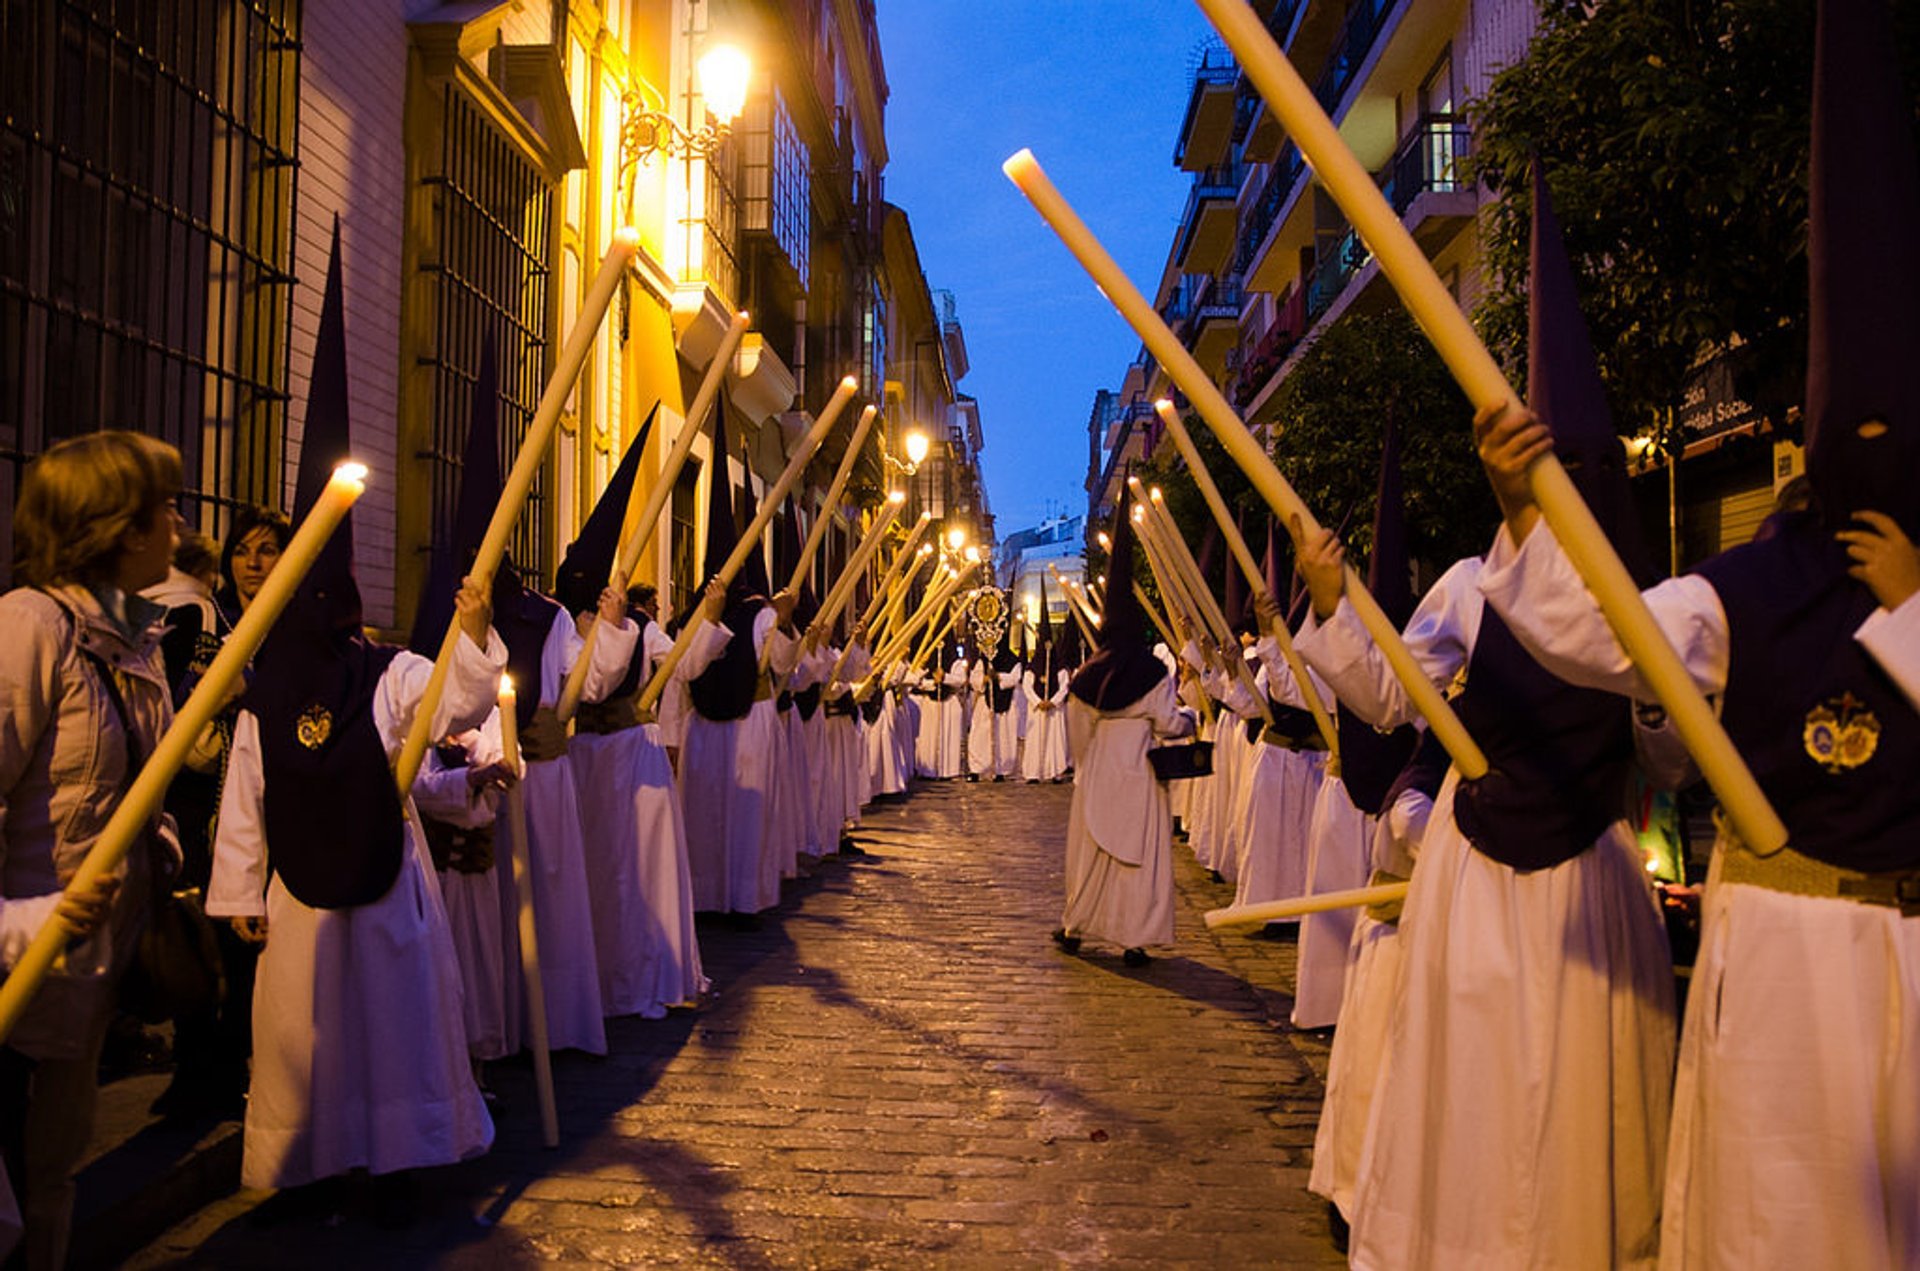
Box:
[1529, 162, 1658, 584]
[1804, 0, 1920, 539]
[1070, 482, 1167, 711]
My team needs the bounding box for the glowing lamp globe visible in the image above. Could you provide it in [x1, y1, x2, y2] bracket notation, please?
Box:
[697, 45, 751, 124]
[904, 430, 931, 467]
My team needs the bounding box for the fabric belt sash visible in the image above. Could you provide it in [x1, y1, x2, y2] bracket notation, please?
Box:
[1721, 835, 1920, 916]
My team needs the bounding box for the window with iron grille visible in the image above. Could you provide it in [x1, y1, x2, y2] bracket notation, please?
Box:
[0, 0, 302, 555]
[420, 83, 553, 582]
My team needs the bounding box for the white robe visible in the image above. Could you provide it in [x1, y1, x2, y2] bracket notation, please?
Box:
[1020, 669, 1071, 781]
[681, 609, 793, 913]
[919, 660, 968, 779]
[967, 662, 1022, 777]
[1482, 521, 1920, 1271]
[765, 625, 812, 876]
[1309, 782, 1428, 1220]
[794, 646, 838, 851]
[207, 630, 506, 1189]
[1300, 555, 1676, 1271]
[492, 607, 636, 1055]
[866, 685, 908, 796]
[1061, 677, 1194, 950]
[569, 620, 719, 1018]
[413, 726, 511, 1062]
[1230, 646, 1328, 911]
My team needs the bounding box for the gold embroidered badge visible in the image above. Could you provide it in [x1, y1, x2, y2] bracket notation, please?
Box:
[1802, 692, 1880, 773]
[295, 704, 333, 751]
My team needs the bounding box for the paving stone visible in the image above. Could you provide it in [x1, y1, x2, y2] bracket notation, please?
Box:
[126, 778, 1346, 1268]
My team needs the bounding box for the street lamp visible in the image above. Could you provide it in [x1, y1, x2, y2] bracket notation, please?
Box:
[946, 526, 968, 551]
[620, 41, 751, 179]
[882, 427, 932, 477]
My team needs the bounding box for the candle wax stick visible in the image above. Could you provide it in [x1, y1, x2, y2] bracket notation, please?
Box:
[496, 678, 560, 1148]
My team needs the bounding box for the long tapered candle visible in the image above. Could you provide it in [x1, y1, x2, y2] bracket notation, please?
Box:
[1048, 564, 1100, 644]
[811, 496, 911, 659]
[397, 229, 642, 794]
[1153, 400, 1339, 757]
[1002, 152, 1488, 781]
[0, 464, 368, 1043]
[1135, 480, 1274, 725]
[557, 309, 751, 722]
[633, 376, 861, 714]
[1205, 882, 1410, 932]
[863, 563, 979, 681]
[812, 496, 901, 647]
[853, 511, 932, 647]
[497, 676, 559, 1148]
[788, 405, 878, 595]
[1190, 0, 1784, 853]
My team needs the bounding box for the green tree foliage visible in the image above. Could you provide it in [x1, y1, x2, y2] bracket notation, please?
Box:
[1269, 310, 1494, 573]
[1473, 0, 1920, 430]
[1142, 310, 1495, 592]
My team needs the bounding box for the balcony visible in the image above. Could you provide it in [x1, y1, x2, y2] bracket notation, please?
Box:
[1174, 162, 1243, 276]
[1188, 277, 1244, 378]
[1175, 45, 1239, 172]
[1379, 113, 1475, 245]
[1313, 0, 1396, 115]
[1236, 144, 1305, 279]
[1306, 228, 1368, 324]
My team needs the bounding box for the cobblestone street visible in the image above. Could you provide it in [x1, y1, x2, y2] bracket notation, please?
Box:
[130, 779, 1344, 1268]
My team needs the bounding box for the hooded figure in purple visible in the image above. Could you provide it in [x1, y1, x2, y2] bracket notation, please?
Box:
[1476, 2, 1920, 1264]
[556, 407, 712, 1017]
[1297, 162, 1678, 1268]
[1054, 484, 1197, 966]
[206, 220, 505, 1191]
[679, 400, 803, 914]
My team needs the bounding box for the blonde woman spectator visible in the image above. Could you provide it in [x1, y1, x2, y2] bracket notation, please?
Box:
[0, 431, 182, 1269]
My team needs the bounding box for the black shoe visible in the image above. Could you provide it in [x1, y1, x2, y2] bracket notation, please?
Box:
[1208, 869, 1225, 884]
[1122, 947, 1150, 967]
[966, 773, 980, 782]
[991, 775, 1005, 783]
[1050, 928, 1081, 955]
[1327, 1200, 1350, 1254]
[369, 1170, 420, 1231]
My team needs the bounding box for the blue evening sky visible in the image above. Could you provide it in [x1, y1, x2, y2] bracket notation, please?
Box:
[874, 1, 1219, 541]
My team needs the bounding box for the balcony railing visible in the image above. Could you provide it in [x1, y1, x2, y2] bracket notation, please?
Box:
[1313, 0, 1396, 113]
[1379, 114, 1469, 215]
[1306, 228, 1367, 322]
[1194, 276, 1244, 322]
[1235, 144, 1304, 275]
[1174, 160, 1243, 269]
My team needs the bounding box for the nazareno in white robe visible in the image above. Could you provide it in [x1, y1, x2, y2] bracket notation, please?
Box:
[569, 620, 721, 1018]
[918, 659, 967, 779]
[1482, 520, 1920, 1271]
[412, 722, 511, 1061]
[680, 608, 796, 913]
[1290, 766, 1374, 1029]
[783, 643, 827, 859]
[207, 627, 506, 1189]
[1300, 554, 1676, 1271]
[1309, 778, 1429, 1221]
[794, 645, 838, 852]
[818, 642, 870, 829]
[1020, 668, 1070, 780]
[490, 607, 636, 1055]
[1229, 648, 1328, 914]
[1060, 676, 1195, 951]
